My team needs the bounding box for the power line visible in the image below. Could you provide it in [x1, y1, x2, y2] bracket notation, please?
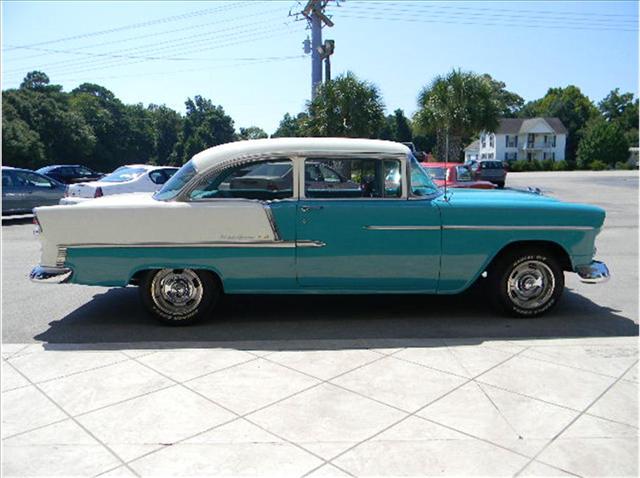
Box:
[4, 27, 302, 81]
[3, 18, 297, 78]
[3, 1, 247, 51]
[2, 6, 276, 65]
[48, 55, 307, 84]
[348, 1, 637, 20]
[338, 11, 637, 32]
[346, 2, 638, 28]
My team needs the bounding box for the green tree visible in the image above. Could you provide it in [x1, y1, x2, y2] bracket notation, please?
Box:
[239, 126, 268, 140]
[415, 69, 501, 162]
[20, 71, 61, 93]
[519, 85, 598, 165]
[148, 104, 183, 165]
[577, 118, 629, 168]
[380, 109, 413, 142]
[599, 89, 638, 147]
[2, 102, 46, 169]
[481, 74, 524, 117]
[271, 112, 308, 137]
[178, 95, 236, 162]
[303, 72, 385, 138]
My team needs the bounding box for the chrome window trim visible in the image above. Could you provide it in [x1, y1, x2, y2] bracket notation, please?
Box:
[176, 154, 298, 202]
[299, 153, 408, 200]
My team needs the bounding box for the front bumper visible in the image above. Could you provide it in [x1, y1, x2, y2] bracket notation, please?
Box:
[29, 266, 73, 284]
[576, 260, 610, 284]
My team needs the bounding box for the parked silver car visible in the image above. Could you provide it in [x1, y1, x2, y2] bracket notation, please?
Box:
[2, 166, 67, 215]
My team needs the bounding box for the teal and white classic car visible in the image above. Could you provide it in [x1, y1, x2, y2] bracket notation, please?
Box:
[30, 138, 610, 324]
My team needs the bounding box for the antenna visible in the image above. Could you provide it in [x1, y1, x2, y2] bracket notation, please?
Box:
[444, 129, 449, 201]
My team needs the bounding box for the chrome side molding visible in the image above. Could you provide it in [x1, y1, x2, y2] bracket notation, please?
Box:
[576, 260, 611, 284]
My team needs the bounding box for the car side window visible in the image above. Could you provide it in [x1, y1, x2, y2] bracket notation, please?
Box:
[76, 166, 93, 176]
[149, 170, 167, 185]
[23, 172, 53, 188]
[190, 160, 293, 201]
[304, 158, 402, 199]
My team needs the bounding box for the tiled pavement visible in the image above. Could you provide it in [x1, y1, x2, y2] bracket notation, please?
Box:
[1, 337, 638, 477]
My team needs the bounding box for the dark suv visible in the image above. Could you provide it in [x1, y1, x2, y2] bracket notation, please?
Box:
[467, 160, 507, 188]
[36, 165, 103, 184]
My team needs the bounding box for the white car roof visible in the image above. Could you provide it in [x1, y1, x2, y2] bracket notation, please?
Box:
[117, 164, 175, 171]
[191, 138, 410, 172]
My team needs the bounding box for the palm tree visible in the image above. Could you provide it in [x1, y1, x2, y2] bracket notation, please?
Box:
[303, 71, 385, 138]
[415, 69, 500, 162]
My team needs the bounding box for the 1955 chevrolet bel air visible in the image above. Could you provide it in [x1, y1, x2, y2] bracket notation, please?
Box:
[30, 138, 610, 324]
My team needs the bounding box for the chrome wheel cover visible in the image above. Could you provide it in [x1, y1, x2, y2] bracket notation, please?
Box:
[506, 260, 555, 310]
[151, 269, 203, 317]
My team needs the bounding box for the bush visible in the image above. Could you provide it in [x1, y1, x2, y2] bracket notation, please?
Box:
[614, 161, 636, 170]
[589, 160, 608, 171]
[552, 160, 568, 171]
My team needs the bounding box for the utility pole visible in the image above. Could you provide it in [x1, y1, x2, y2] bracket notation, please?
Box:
[299, 0, 335, 100]
[318, 39, 335, 84]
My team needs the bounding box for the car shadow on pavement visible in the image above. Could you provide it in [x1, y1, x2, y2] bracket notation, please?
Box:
[33, 284, 639, 351]
[1, 216, 33, 226]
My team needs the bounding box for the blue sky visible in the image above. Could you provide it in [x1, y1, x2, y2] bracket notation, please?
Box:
[2, 1, 638, 134]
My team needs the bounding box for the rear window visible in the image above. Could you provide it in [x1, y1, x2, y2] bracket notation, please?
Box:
[101, 167, 147, 183]
[482, 161, 503, 169]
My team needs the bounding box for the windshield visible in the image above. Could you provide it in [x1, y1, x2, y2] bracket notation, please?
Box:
[424, 167, 446, 181]
[409, 155, 437, 196]
[101, 167, 147, 183]
[154, 161, 197, 200]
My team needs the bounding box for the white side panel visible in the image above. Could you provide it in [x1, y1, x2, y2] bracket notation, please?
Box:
[35, 194, 275, 267]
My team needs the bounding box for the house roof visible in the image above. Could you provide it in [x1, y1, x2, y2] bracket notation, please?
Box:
[464, 140, 480, 151]
[495, 117, 568, 135]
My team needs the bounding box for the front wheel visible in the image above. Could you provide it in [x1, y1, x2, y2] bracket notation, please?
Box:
[140, 269, 220, 325]
[488, 249, 564, 318]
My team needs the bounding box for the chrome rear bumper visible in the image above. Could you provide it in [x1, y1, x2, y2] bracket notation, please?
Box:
[576, 260, 610, 284]
[29, 266, 72, 284]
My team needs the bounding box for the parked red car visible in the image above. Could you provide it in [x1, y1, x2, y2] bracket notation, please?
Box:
[421, 162, 497, 189]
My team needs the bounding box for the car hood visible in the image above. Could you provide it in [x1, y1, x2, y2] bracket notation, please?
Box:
[438, 188, 605, 229]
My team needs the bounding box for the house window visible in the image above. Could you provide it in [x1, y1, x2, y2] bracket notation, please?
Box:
[481, 153, 487, 159]
[543, 152, 547, 160]
[527, 133, 534, 147]
[552, 152, 556, 161]
[488, 153, 494, 159]
[552, 135, 556, 147]
[489, 134, 494, 147]
[506, 135, 516, 148]
[481, 134, 486, 148]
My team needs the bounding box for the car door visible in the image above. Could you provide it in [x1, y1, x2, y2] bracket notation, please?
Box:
[23, 171, 62, 207]
[2, 170, 28, 214]
[296, 156, 442, 292]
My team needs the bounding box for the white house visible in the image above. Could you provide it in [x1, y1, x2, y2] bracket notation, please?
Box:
[476, 117, 567, 162]
[464, 139, 480, 162]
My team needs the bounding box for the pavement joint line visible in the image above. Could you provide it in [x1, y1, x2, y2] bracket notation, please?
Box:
[301, 345, 533, 477]
[442, 339, 524, 441]
[3, 359, 141, 477]
[115, 345, 404, 475]
[513, 358, 640, 477]
[6, 355, 132, 389]
[518, 348, 638, 380]
[2, 343, 31, 360]
[472, 379, 640, 430]
[68, 355, 263, 419]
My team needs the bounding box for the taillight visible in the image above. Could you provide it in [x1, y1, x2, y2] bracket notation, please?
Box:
[94, 187, 103, 198]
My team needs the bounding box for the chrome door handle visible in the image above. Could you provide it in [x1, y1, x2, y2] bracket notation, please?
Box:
[300, 205, 323, 212]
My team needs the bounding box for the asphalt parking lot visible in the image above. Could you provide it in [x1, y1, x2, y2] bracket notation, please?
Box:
[2, 170, 638, 344]
[2, 170, 638, 477]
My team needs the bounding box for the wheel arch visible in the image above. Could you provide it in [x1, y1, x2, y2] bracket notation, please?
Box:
[128, 266, 225, 292]
[487, 240, 573, 273]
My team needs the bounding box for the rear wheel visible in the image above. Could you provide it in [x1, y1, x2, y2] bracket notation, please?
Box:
[140, 268, 220, 325]
[488, 248, 564, 318]
[496, 181, 505, 189]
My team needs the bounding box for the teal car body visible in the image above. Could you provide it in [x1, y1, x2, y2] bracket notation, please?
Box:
[30, 138, 609, 321]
